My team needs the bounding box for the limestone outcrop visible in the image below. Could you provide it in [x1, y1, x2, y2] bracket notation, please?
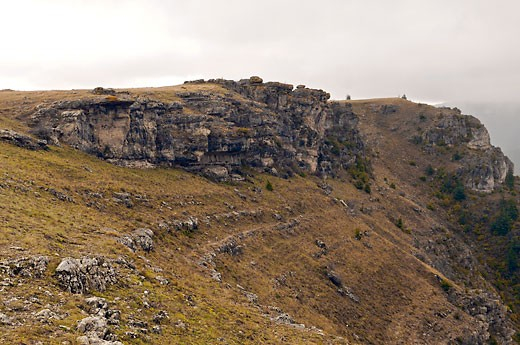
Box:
[0, 256, 49, 278]
[422, 108, 513, 192]
[55, 257, 118, 294]
[30, 77, 363, 179]
[0, 129, 48, 150]
[29, 78, 511, 192]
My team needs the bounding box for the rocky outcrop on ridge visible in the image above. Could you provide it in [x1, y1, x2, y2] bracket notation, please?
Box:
[421, 108, 513, 192]
[28, 77, 511, 192]
[447, 288, 515, 344]
[29, 77, 364, 180]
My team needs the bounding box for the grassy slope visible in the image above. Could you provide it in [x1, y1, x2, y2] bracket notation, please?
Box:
[0, 90, 516, 344]
[352, 97, 520, 326]
[1, 141, 348, 344]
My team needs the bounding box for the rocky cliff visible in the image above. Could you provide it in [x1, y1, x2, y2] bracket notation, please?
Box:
[30, 78, 510, 193]
[30, 77, 364, 180]
[420, 107, 513, 192]
[0, 79, 518, 344]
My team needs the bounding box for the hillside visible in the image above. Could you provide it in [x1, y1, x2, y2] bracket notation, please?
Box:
[0, 78, 518, 344]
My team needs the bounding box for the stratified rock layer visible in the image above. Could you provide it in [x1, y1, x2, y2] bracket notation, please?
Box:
[30, 77, 364, 180]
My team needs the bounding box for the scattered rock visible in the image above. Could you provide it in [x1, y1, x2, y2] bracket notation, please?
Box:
[55, 257, 118, 294]
[203, 166, 229, 180]
[152, 310, 169, 324]
[35, 308, 59, 322]
[0, 312, 14, 326]
[155, 276, 169, 285]
[244, 291, 258, 304]
[315, 240, 327, 249]
[318, 182, 333, 195]
[128, 319, 148, 329]
[118, 228, 154, 252]
[173, 217, 199, 233]
[112, 192, 133, 208]
[271, 312, 305, 329]
[76, 316, 122, 344]
[218, 240, 243, 256]
[76, 297, 122, 344]
[327, 271, 343, 288]
[337, 287, 360, 303]
[210, 269, 222, 282]
[313, 239, 328, 258]
[272, 213, 283, 221]
[0, 256, 49, 278]
[48, 188, 74, 202]
[77, 316, 107, 336]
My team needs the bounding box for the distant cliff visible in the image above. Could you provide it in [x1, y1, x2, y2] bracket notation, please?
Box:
[420, 107, 513, 192]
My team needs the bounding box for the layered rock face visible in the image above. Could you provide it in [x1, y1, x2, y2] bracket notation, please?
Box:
[30, 78, 363, 179]
[30, 78, 511, 192]
[422, 108, 513, 192]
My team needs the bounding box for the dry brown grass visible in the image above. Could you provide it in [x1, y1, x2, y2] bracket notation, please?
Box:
[0, 87, 513, 344]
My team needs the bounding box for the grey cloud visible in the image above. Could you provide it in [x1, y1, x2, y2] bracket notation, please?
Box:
[3, 0, 518, 103]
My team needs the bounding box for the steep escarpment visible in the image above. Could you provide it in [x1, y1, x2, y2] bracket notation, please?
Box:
[0, 79, 518, 344]
[30, 77, 364, 180]
[419, 107, 513, 192]
[29, 78, 510, 193]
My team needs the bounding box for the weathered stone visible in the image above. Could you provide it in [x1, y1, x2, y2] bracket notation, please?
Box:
[152, 310, 169, 324]
[326, 271, 343, 288]
[420, 111, 513, 192]
[0, 129, 48, 150]
[118, 228, 154, 252]
[91, 87, 116, 96]
[249, 76, 263, 84]
[447, 289, 515, 344]
[84, 297, 109, 315]
[218, 240, 243, 256]
[203, 166, 229, 180]
[0, 256, 49, 278]
[48, 188, 74, 202]
[315, 240, 327, 249]
[0, 312, 14, 325]
[78, 316, 108, 337]
[77, 297, 122, 345]
[35, 308, 59, 322]
[55, 257, 117, 294]
[29, 78, 363, 180]
[173, 216, 199, 233]
[155, 275, 169, 285]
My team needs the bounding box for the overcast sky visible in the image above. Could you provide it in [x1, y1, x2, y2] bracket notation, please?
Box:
[2, 0, 520, 104]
